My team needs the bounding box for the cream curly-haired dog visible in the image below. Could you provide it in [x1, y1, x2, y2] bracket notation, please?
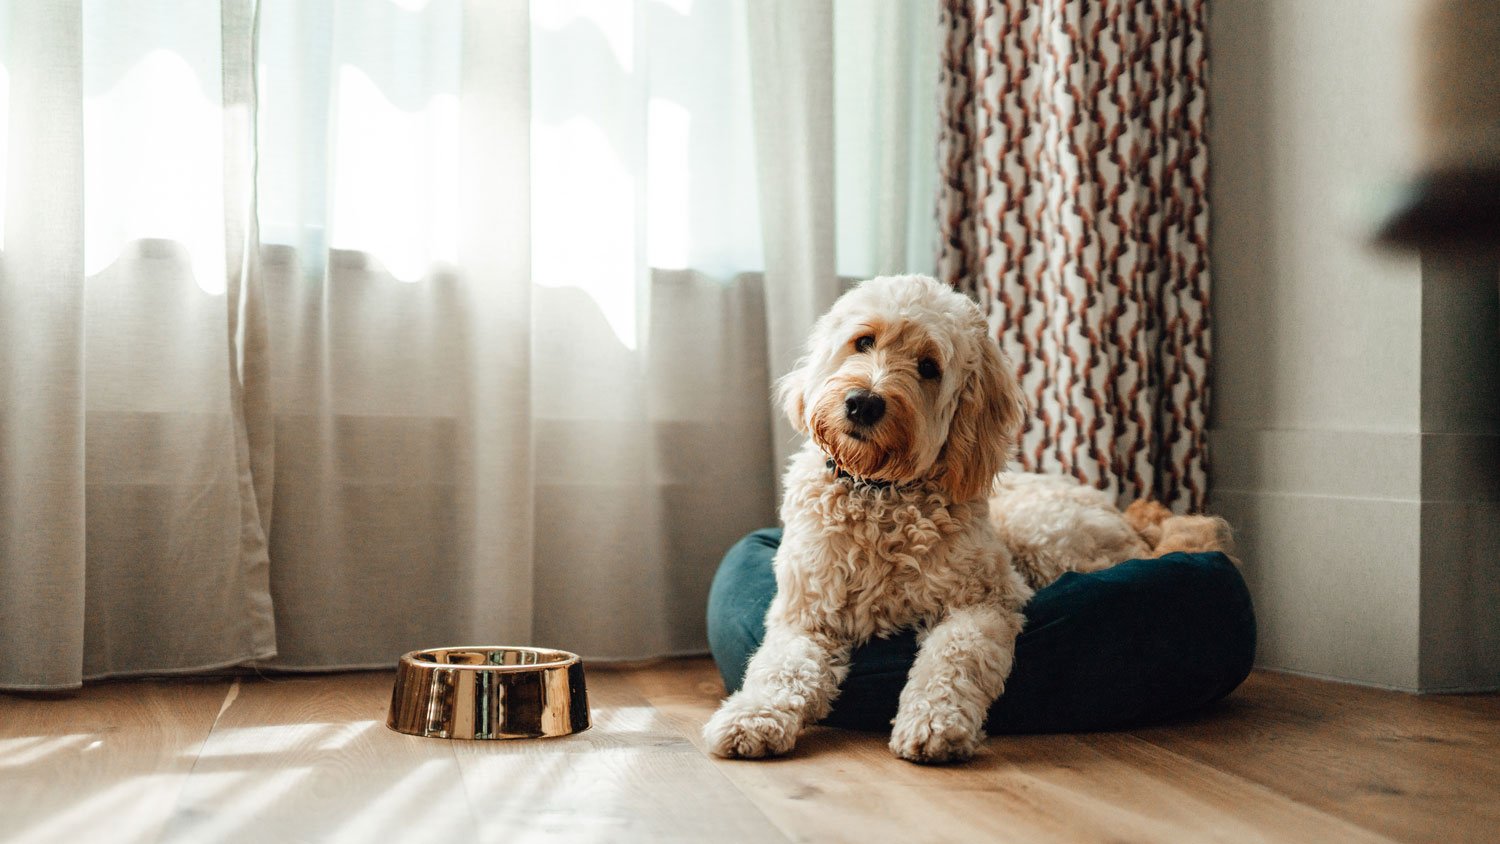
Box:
[702, 274, 1229, 764]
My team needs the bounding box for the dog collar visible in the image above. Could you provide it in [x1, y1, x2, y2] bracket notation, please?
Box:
[825, 457, 901, 491]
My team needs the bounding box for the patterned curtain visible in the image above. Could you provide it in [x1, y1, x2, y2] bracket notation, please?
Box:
[936, 0, 1211, 511]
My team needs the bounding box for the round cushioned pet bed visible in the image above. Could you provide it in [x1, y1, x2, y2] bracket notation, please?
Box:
[707, 528, 1256, 734]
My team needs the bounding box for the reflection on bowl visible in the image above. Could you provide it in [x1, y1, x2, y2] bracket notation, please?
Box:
[387, 646, 590, 740]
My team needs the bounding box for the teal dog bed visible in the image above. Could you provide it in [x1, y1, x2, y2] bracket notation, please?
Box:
[708, 528, 1255, 734]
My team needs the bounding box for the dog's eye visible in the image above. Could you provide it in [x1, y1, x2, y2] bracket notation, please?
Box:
[918, 358, 941, 380]
[854, 335, 875, 353]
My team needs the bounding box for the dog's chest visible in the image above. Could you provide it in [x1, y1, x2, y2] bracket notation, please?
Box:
[785, 481, 983, 639]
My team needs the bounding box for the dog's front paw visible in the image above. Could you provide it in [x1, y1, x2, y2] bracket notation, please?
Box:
[702, 697, 800, 759]
[889, 703, 983, 764]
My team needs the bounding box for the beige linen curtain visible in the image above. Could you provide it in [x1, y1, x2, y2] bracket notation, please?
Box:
[0, 0, 937, 689]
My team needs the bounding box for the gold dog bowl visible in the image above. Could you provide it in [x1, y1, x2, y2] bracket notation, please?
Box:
[387, 646, 590, 740]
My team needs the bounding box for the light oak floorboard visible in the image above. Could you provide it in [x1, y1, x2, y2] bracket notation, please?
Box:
[1129, 671, 1500, 844]
[450, 667, 785, 843]
[628, 661, 1396, 844]
[0, 679, 230, 844]
[158, 673, 476, 844]
[2, 660, 1495, 843]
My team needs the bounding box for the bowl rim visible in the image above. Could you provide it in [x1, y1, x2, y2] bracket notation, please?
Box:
[397, 645, 581, 672]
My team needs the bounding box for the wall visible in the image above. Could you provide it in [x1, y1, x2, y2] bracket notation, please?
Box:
[1209, 0, 1499, 690]
[1418, 253, 1500, 690]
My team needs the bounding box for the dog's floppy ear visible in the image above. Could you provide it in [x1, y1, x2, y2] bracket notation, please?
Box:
[776, 360, 810, 433]
[937, 336, 1027, 502]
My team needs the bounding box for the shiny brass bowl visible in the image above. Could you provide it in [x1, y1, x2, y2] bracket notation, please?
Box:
[387, 646, 590, 740]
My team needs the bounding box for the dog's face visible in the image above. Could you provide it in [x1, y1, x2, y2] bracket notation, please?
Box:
[779, 275, 1027, 501]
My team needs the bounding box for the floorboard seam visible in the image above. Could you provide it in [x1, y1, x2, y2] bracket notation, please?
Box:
[1118, 731, 1401, 844]
[152, 679, 240, 844]
[617, 669, 797, 844]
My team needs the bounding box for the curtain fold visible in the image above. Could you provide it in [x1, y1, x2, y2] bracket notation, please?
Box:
[253, 0, 539, 669]
[1, 0, 282, 688]
[936, 0, 1212, 511]
[0, 0, 87, 689]
[745, 0, 841, 473]
[834, 0, 939, 278]
[0, 0, 939, 689]
[222, 0, 279, 674]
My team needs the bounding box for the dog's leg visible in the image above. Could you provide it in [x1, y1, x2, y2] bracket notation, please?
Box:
[1123, 498, 1172, 548]
[1154, 514, 1237, 561]
[889, 603, 1021, 763]
[702, 624, 849, 759]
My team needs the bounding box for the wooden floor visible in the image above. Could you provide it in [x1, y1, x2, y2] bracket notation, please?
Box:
[0, 659, 1495, 843]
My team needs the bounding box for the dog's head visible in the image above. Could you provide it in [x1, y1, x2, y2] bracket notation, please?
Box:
[779, 275, 1027, 501]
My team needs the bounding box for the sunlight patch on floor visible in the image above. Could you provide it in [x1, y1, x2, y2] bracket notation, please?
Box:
[9, 773, 175, 844]
[590, 703, 658, 733]
[0, 734, 90, 768]
[193, 720, 375, 756]
[161, 767, 312, 843]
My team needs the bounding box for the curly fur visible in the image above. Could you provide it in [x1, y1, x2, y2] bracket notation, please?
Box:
[988, 473, 1152, 589]
[1124, 498, 1237, 562]
[703, 274, 1231, 765]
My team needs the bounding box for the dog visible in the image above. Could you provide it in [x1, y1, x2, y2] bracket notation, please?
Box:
[990, 473, 1235, 590]
[702, 274, 1231, 764]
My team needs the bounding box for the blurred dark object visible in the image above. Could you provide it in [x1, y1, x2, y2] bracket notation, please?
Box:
[1379, 0, 1500, 251]
[1382, 167, 1500, 249]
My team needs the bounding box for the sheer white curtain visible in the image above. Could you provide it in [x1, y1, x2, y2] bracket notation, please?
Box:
[0, 0, 935, 689]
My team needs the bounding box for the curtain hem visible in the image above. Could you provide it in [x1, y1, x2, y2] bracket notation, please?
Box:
[1, 648, 278, 693]
[0, 648, 718, 691]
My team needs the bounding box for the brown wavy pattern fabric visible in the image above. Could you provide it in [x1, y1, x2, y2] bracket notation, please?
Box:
[937, 0, 1210, 511]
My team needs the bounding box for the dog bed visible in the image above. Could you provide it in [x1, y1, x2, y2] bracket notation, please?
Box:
[707, 528, 1255, 734]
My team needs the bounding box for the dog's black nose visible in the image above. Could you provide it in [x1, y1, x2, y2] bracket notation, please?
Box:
[844, 389, 886, 426]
